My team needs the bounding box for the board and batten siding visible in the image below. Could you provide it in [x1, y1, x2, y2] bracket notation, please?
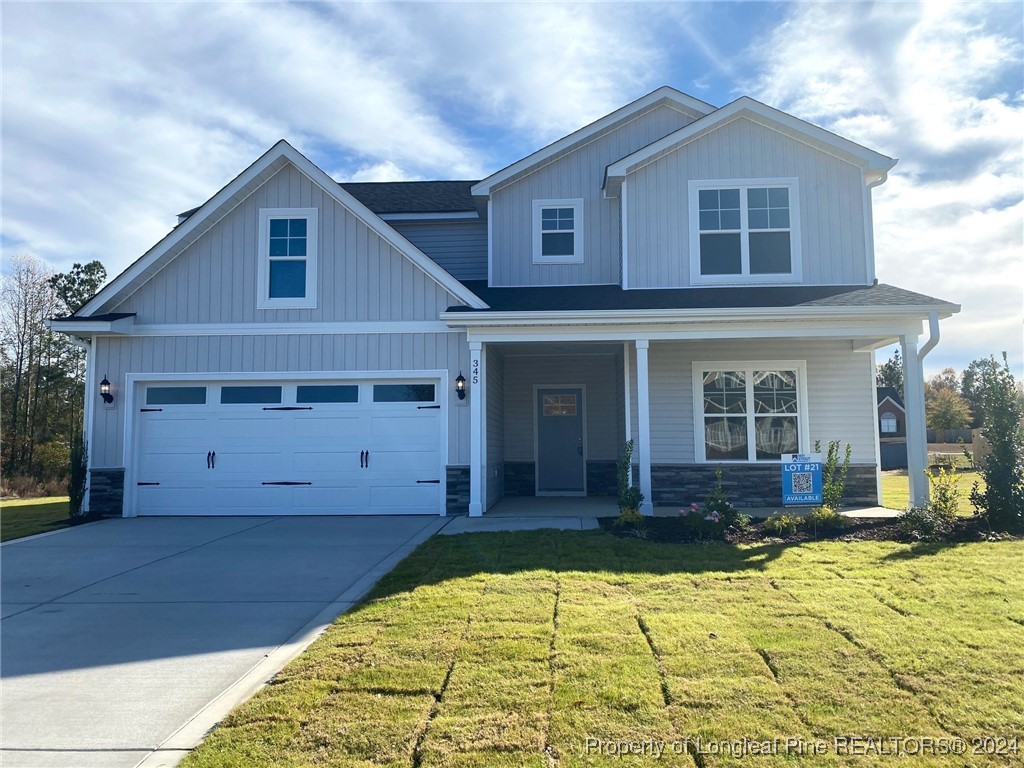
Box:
[89, 332, 470, 469]
[486, 350, 505, 507]
[628, 339, 877, 464]
[389, 219, 487, 282]
[626, 117, 870, 288]
[114, 164, 462, 324]
[502, 353, 621, 461]
[490, 104, 697, 287]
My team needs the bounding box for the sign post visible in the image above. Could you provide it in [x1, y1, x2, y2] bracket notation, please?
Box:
[781, 453, 823, 506]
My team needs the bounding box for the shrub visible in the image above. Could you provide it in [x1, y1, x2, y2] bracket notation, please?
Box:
[968, 353, 1024, 529]
[763, 513, 800, 536]
[700, 467, 750, 528]
[33, 441, 70, 482]
[615, 439, 645, 525]
[1, 475, 39, 498]
[69, 434, 88, 517]
[897, 505, 955, 542]
[928, 466, 962, 519]
[806, 505, 849, 530]
[815, 439, 852, 509]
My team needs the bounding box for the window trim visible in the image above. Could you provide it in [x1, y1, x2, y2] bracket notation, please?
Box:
[691, 360, 810, 463]
[532, 198, 584, 265]
[257, 208, 318, 309]
[688, 178, 801, 285]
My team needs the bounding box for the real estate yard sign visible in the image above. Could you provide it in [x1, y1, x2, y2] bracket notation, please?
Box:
[781, 453, 823, 506]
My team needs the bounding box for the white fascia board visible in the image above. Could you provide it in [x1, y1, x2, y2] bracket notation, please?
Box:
[79, 141, 488, 316]
[127, 320, 456, 336]
[441, 304, 958, 328]
[471, 87, 715, 196]
[379, 212, 479, 221]
[45, 316, 135, 335]
[604, 97, 898, 197]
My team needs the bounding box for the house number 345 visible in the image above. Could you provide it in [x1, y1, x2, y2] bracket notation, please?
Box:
[471, 358, 480, 385]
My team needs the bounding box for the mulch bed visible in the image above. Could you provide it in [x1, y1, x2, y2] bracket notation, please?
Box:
[598, 514, 1020, 545]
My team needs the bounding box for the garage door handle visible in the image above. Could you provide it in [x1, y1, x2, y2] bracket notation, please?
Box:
[262, 406, 314, 411]
[360, 450, 366, 468]
[365, 451, 369, 468]
[417, 480, 440, 484]
[207, 451, 212, 469]
[211, 451, 215, 469]
[417, 405, 441, 409]
[261, 481, 312, 486]
[140, 408, 163, 412]
[137, 482, 160, 486]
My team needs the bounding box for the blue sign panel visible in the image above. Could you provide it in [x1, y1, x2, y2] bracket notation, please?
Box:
[781, 453, 823, 506]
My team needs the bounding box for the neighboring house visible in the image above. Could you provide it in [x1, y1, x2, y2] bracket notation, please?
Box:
[877, 386, 908, 470]
[51, 87, 958, 517]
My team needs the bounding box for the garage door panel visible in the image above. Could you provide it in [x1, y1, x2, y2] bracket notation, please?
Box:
[135, 379, 442, 516]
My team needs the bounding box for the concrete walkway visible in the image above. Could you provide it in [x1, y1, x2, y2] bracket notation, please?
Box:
[0, 515, 446, 768]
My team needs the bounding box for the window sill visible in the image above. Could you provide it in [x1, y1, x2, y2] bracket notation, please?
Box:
[533, 256, 584, 265]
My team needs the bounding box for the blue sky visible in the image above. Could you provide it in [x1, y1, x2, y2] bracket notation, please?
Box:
[2, 1, 1021, 376]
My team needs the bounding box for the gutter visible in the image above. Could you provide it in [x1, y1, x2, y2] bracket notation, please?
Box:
[918, 311, 940, 362]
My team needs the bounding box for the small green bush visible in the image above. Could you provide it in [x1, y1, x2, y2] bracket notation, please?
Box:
[616, 439, 645, 524]
[764, 513, 800, 536]
[897, 467, 960, 541]
[815, 439, 852, 509]
[699, 467, 750, 528]
[806, 505, 849, 530]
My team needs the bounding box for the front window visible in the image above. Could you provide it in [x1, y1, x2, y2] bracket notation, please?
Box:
[689, 179, 800, 283]
[533, 199, 583, 264]
[880, 412, 898, 433]
[695, 363, 806, 462]
[258, 208, 318, 308]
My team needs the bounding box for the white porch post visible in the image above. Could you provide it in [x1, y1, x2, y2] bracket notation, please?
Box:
[901, 335, 930, 507]
[635, 339, 654, 516]
[469, 341, 486, 517]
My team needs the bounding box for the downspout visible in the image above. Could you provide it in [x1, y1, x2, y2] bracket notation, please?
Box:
[918, 311, 940, 362]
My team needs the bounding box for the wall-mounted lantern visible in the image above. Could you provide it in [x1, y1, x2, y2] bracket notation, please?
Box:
[455, 372, 466, 400]
[100, 376, 114, 405]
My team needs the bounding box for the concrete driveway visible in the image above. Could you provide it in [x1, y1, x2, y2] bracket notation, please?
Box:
[1, 515, 446, 768]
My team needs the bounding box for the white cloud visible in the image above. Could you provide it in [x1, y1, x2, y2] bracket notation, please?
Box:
[744, 2, 1024, 376]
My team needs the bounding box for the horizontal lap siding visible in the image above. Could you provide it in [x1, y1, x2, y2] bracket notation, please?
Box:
[389, 220, 487, 281]
[631, 340, 876, 464]
[90, 332, 469, 468]
[502, 353, 619, 461]
[114, 164, 459, 324]
[491, 105, 696, 286]
[627, 117, 868, 288]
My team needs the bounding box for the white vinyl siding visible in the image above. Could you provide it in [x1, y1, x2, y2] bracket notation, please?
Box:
[626, 117, 869, 288]
[489, 103, 697, 286]
[628, 340, 877, 465]
[113, 164, 461, 324]
[389, 219, 487, 281]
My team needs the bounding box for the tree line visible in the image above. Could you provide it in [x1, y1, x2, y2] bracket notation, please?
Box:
[1, 254, 106, 496]
[876, 349, 1023, 432]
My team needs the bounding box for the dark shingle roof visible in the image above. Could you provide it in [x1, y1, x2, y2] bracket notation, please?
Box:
[50, 312, 136, 322]
[447, 282, 958, 313]
[340, 181, 479, 214]
[877, 387, 905, 408]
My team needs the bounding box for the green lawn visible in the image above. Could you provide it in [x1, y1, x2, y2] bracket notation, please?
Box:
[881, 471, 984, 515]
[0, 496, 71, 542]
[184, 531, 1023, 767]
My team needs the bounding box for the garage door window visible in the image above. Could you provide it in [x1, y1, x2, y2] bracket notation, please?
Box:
[296, 385, 359, 403]
[146, 386, 207, 405]
[373, 384, 435, 403]
[220, 385, 283, 404]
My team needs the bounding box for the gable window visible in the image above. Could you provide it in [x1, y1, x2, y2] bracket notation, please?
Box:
[880, 412, 899, 433]
[258, 208, 318, 309]
[693, 362, 808, 462]
[532, 199, 583, 264]
[688, 179, 800, 283]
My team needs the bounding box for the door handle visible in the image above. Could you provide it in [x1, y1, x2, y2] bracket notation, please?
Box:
[360, 450, 366, 468]
[211, 451, 215, 469]
[365, 450, 369, 468]
[207, 451, 212, 469]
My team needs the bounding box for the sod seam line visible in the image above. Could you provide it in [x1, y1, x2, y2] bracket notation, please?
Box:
[542, 573, 561, 768]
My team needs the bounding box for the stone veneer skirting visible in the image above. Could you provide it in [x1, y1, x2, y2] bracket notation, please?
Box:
[503, 461, 618, 497]
[651, 463, 878, 508]
[88, 468, 125, 516]
[446, 465, 471, 515]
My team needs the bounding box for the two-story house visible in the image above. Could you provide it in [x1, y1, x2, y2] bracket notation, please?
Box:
[52, 87, 957, 517]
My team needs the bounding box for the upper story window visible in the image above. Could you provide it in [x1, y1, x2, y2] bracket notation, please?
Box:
[532, 199, 583, 264]
[688, 179, 800, 284]
[258, 208, 318, 309]
[880, 412, 899, 433]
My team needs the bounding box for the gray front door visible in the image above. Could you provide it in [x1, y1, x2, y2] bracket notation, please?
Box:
[536, 387, 585, 494]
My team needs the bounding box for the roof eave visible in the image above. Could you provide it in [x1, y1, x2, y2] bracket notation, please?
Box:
[46, 315, 136, 335]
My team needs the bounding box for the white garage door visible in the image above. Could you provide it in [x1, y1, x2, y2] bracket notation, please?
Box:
[132, 380, 443, 516]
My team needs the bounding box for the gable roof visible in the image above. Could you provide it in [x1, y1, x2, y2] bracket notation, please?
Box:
[604, 96, 897, 196]
[80, 142, 487, 316]
[471, 86, 715, 196]
[877, 387, 906, 410]
[342, 181, 480, 215]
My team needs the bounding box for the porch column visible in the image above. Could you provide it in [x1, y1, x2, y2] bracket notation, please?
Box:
[901, 335, 930, 507]
[469, 341, 486, 517]
[635, 339, 654, 516]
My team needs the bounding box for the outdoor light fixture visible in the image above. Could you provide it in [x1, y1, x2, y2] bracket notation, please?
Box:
[455, 372, 466, 400]
[99, 377, 113, 404]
